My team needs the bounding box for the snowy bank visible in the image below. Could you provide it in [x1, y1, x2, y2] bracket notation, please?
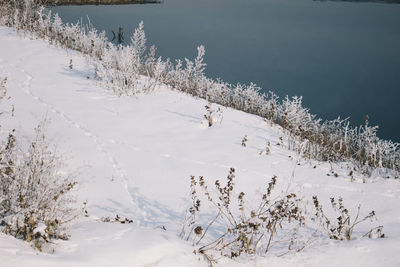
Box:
[2, 0, 398, 176]
[1, 26, 400, 266]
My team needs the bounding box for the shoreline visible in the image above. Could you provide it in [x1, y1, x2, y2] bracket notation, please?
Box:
[42, 0, 161, 6]
[313, 0, 400, 3]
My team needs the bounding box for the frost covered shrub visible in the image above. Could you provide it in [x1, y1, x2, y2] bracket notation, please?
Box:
[203, 103, 223, 127]
[0, 0, 108, 60]
[1, 0, 399, 177]
[0, 78, 76, 251]
[0, 123, 77, 251]
[181, 169, 305, 261]
[0, 1, 9, 25]
[275, 96, 399, 177]
[92, 22, 148, 95]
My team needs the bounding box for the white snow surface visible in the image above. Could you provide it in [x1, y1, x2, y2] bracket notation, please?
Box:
[0, 26, 400, 266]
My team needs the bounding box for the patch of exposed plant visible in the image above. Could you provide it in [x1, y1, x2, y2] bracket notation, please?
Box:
[241, 135, 248, 147]
[312, 195, 384, 240]
[181, 169, 306, 263]
[99, 214, 134, 224]
[181, 167, 386, 265]
[203, 103, 223, 127]
[259, 141, 271, 156]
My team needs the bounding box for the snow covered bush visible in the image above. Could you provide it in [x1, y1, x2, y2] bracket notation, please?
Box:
[0, 78, 76, 251]
[181, 169, 305, 262]
[203, 103, 223, 127]
[275, 96, 399, 178]
[91, 21, 164, 95]
[0, 122, 77, 251]
[0, 0, 108, 59]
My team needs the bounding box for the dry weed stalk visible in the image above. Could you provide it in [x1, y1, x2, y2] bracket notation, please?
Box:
[182, 169, 305, 260]
[312, 195, 384, 240]
[204, 103, 223, 127]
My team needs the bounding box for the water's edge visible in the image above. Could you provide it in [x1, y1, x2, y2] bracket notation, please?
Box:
[314, 0, 400, 3]
[51, 0, 400, 142]
[43, 0, 161, 6]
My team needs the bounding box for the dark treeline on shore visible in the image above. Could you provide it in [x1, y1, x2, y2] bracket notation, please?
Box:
[314, 0, 400, 3]
[41, 0, 161, 6]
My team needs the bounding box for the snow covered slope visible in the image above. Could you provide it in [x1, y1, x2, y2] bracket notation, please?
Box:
[0, 27, 399, 267]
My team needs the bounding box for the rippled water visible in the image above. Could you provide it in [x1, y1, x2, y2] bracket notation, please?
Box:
[52, 0, 400, 142]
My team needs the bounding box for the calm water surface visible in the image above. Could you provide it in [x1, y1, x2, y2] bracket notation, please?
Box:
[52, 0, 400, 142]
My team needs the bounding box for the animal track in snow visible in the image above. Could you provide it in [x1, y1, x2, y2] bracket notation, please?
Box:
[13, 64, 180, 225]
[16, 67, 132, 202]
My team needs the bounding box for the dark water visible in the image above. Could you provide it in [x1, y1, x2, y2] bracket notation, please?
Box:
[51, 0, 400, 142]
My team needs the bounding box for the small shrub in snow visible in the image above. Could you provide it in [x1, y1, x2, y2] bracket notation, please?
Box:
[0, 77, 7, 100]
[203, 103, 223, 127]
[0, 79, 76, 251]
[241, 135, 248, 147]
[181, 169, 305, 261]
[0, 122, 77, 251]
[312, 195, 384, 240]
[259, 141, 271, 156]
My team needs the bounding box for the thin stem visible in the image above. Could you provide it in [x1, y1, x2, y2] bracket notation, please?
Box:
[196, 211, 221, 245]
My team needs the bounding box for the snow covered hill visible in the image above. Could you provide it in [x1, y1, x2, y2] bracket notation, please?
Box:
[0, 27, 399, 267]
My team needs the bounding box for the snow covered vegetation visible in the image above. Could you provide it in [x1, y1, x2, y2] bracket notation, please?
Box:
[0, 0, 399, 266]
[0, 121, 76, 252]
[0, 76, 76, 252]
[1, 0, 398, 178]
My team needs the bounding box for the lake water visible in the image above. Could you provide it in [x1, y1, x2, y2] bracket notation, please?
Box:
[51, 0, 400, 142]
